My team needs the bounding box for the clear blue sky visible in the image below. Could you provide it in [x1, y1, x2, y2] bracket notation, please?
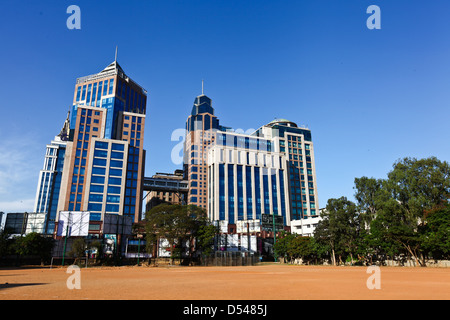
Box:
[1, 0, 450, 215]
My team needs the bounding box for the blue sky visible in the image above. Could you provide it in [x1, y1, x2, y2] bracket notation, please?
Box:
[1, 0, 450, 215]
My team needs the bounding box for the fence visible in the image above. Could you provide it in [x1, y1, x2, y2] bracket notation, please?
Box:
[200, 251, 261, 267]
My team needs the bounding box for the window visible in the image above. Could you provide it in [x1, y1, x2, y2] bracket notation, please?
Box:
[90, 185, 104, 193]
[76, 86, 81, 102]
[111, 151, 123, 159]
[109, 168, 122, 177]
[92, 167, 106, 175]
[91, 176, 105, 184]
[109, 177, 121, 185]
[88, 203, 102, 211]
[112, 143, 124, 151]
[107, 186, 121, 194]
[110, 160, 123, 168]
[106, 204, 119, 212]
[95, 141, 108, 149]
[109, 79, 114, 95]
[94, 150, 108, 158]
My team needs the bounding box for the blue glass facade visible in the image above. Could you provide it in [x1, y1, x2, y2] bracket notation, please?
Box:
[219, 164, 225, 221]
[245, 166, 253, 220]
[87, 140, 126, 221]
[34, 140, 67, 235]
[227, 164, 235, 224]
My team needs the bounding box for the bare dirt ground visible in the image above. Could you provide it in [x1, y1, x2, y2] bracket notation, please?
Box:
[0, 264, 449, 300]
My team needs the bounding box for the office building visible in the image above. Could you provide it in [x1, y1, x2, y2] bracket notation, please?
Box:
[32, 114, 69, 235]
[253, 119, 319, 222]
[183, 88, 231, 210]
[207, 131, 289, 230]
[48, 58, 148, 235]
[207, 118, 320, 234]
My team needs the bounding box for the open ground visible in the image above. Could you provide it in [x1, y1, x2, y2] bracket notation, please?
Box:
[0, 264, 449, 300]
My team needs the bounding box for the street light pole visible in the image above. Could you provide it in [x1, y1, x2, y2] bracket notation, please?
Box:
[272, 213, 277, 262]
[62, 211, 71, 266]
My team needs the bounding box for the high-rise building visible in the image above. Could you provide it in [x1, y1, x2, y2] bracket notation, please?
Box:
[32, 114, 70, 235]
[183, 89, 230, 209]
[207, 131, 289, 231]
[253, 119, 320, 222]
[52, 59, 147, 234]
[207, 118, 320, 234]
[183, 89, 321, 242]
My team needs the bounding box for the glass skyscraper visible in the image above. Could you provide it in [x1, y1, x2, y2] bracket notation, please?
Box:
[36, 59, 149, 235]
[183, 89, 320, 236]
[184, 91, 230, 209]
[33, 115, 69, 235]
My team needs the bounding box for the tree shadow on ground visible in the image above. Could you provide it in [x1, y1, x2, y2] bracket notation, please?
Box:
[0, 283, 47, 290]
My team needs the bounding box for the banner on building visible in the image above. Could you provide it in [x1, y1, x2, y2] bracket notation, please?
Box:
[57, 211, 90, 236]
[103, 214, 133, 235]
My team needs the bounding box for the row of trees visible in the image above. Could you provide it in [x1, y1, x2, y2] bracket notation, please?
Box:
[275, 157, 450, 266]
[0, 231, 54, 265]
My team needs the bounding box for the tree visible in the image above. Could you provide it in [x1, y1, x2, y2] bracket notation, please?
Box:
[68, 238, 87, 259]
[144, 204, 208, 261]
[0, 229, 13, 259]
[273, 232, 295, 262]
[14, 232, 54, 264]
[196, 223, 219, 256]
[386, 157, 450, 221]
[313, 197, 362, 265]
[420, 203, 450, 259]
[354, 157, 450, 266]
[287, 235, 313, 263]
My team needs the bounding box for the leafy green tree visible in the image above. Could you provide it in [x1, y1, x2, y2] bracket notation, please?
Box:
[273, 232, 295, 262]
[196, 223, 219, 256]
[0, 229, 14, 258]
[354, 157, 450, 266]
[287, 235, 313, 263]
[144, 204, 208, 260]
[14, 232, 54, 264]
[313, 197, 362, 265]
[68, 237, 87, 258]
[420, 204, 450, 259]
[386, 157, 450, 221]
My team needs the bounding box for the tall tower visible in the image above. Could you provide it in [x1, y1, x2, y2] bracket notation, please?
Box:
[56, 59, 147, 232]
[254, 119, 319, 222]
[33, 114, 70, 235]
[184, 89, 226, 209]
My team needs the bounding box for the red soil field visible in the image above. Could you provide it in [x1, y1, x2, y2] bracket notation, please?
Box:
[0, 264, 449, 300]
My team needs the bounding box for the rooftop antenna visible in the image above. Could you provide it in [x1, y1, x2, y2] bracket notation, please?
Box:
[115, 46, 118, 63]
[202, 79, 204, 95]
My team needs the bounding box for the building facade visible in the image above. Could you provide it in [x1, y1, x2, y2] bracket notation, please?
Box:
[206, 118, 320, 235]
[33, 115, 70, 235]
[181, 87, 320, 238]
[207, 131, 289, 229]
[144, 170, 188, 212]
[183, 92, 231, 210]
[253, 119, 320, 222]
[31, 59, 148, 236]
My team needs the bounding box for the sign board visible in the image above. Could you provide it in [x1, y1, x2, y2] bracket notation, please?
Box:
[103, 214, 133, 235]
[217, 234, 227, 251]
[26, 213, 46, 234]
[227, 234, 239, 251]
[241, 235, 257, 253]
[213, 220, 229, 233]
[236, 220, 261, 233]
[261, 214, 284, 231]
[57, 211, 90, 236]
[4, 213, 28, 234]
